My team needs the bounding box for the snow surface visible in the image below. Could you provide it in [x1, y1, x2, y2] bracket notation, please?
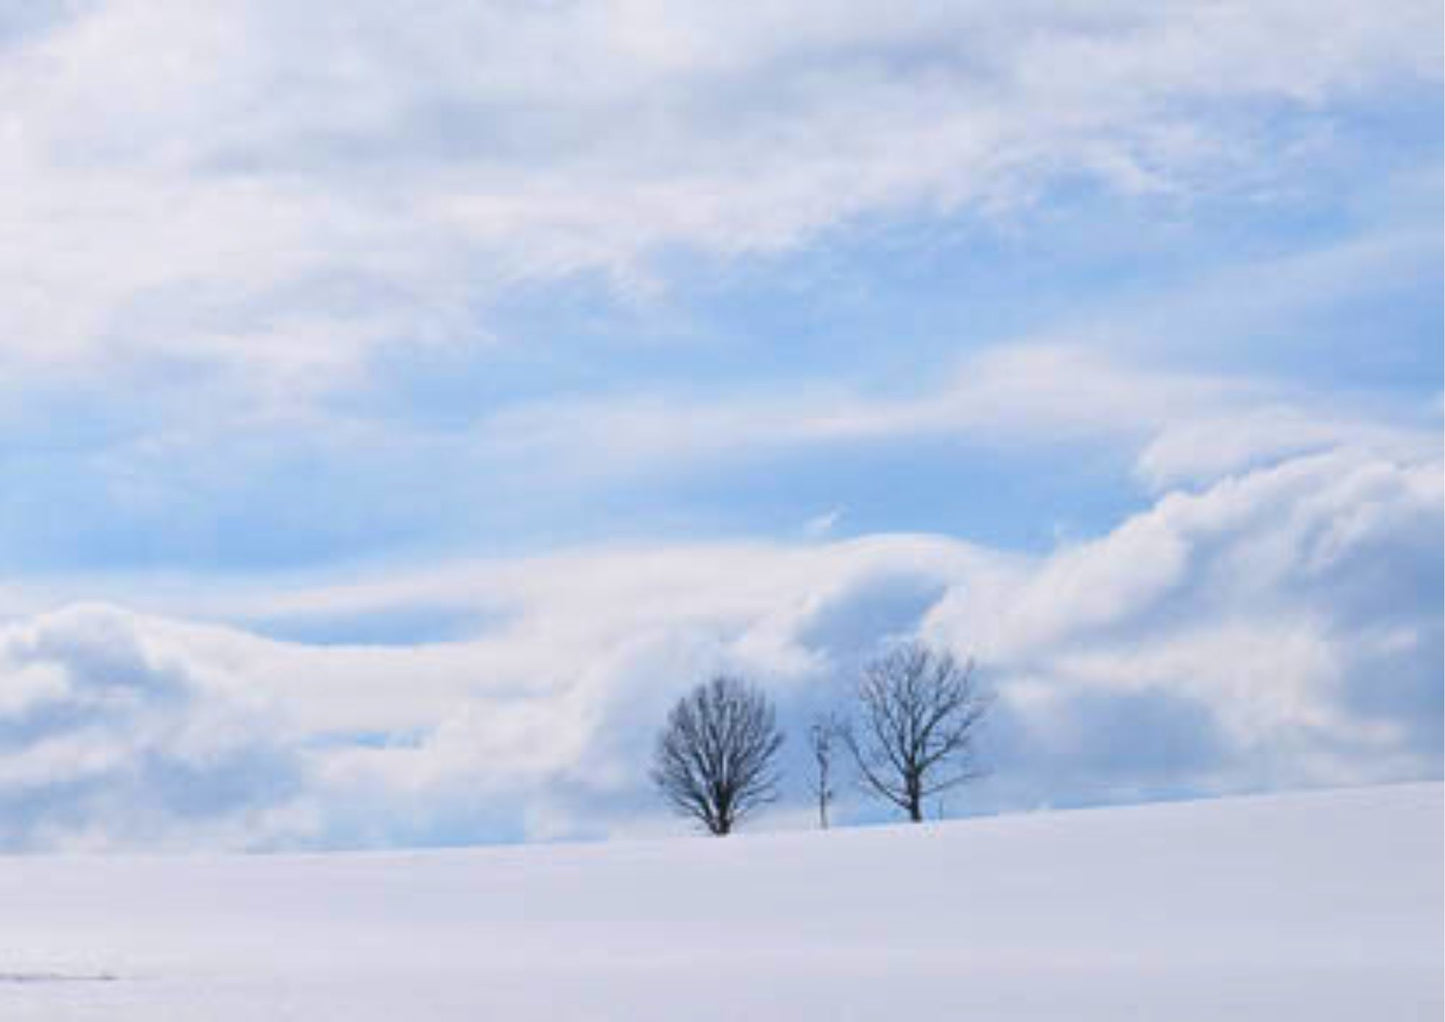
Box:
[1, 783, 1439, 1020]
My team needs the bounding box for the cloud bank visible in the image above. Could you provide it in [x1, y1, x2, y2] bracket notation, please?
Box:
[1, 441, 1436, 850]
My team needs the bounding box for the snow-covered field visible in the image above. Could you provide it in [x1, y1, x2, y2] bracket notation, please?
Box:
[1, 783, 1439, 1020]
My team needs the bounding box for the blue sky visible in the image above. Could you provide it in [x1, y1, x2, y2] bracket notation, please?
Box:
[0, 0, 1440, 850]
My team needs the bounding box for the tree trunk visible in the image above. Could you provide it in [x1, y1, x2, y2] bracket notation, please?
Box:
[906, 792, 922, 822]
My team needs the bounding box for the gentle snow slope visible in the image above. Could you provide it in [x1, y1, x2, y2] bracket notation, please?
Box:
[1, 783, 1440, 1020]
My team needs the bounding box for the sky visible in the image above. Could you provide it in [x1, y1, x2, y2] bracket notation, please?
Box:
[0, 0, 1440, 851]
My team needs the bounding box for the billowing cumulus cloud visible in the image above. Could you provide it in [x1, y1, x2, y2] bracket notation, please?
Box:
[0, 604, 306, 850]
[931, 446, 1443, 804]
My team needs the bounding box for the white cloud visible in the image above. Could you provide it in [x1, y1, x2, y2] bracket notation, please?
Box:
[803, 508, 844, 539]
[0, 0, 1436, 388]
[466, 338, 1437, 499]
[928, 445, 1442, 797]
[0, 444, 1436, 849]
[0, 604, 307, 850]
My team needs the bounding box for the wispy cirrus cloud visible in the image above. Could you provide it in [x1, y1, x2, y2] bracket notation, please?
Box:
[1, 0, 1437, 387]
[470, 338, 1439, 494]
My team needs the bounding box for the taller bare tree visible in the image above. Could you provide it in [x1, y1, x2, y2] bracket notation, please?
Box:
[846, 642, 991, 822]
[651, 676, 784, 836]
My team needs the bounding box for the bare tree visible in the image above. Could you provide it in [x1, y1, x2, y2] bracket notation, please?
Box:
[845, 642, 991, 823]
[808, 712, 844, 829]
[651, 676, 784, 836]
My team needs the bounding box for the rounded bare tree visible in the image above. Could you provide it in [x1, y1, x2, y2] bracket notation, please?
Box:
[846, 641, 991, 822]
[651, 675, 784, 836]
